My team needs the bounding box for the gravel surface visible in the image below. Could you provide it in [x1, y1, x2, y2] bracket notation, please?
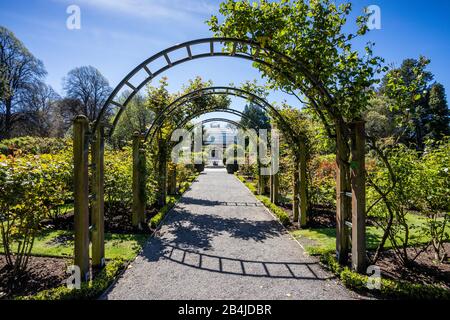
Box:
[103, 168, 359, 300]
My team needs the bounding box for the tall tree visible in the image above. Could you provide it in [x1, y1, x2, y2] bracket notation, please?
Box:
[240, 102, 270, 129]
[111, 92, 153, 146]
[19, 81, 61, 137]
[382, 57, 434, 149]
[425, 83, 450, 140]
[382, 57, 450, 148]
[0, 26, 47, 139]
[62, 65, 112, 123]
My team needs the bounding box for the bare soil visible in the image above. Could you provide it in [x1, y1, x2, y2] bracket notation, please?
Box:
[0, 255, 69, 299]
[370, 243, 450, 289]
[42, 201, 159, 234]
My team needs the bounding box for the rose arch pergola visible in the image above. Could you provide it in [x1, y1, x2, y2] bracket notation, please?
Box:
[72, 38, 366, 281]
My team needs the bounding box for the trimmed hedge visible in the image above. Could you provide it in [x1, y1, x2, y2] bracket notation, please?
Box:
[320, 253, 450, 300]
[149, 196, 178, 229]
[149, 173, 198, 229]
[17, 260, 125, 300]
[236, 174, 258, 195]
[257, 195, 291, 227]
[236, 174, 291, 227]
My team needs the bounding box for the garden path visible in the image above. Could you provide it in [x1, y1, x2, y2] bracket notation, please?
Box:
[103, 168, 358, 300]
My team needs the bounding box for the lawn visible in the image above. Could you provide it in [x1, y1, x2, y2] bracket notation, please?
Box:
[0, 230, 148, 261]
[291, 214, 449, 255]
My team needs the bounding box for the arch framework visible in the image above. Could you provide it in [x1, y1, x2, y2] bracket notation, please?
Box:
[72, 38, 366, 281]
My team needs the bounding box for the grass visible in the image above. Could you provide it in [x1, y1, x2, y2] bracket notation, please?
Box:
[0, 230, 148, 261]
[291, 214, 450, 255]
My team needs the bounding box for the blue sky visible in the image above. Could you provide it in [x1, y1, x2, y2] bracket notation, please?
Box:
[1, 0, 449, 121]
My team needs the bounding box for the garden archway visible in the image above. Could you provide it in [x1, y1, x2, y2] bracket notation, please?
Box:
[73, 38, 366, 281]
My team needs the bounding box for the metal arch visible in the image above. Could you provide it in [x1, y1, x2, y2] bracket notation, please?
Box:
[143, 86, 300, 148]
[176, 108, 261, 131]
[94, 37, 333, 133]
[155, 108, 262, 145]
[168, 117, 259, 152]
[190, 118, 245, 131]
[112, 86, 269, 139]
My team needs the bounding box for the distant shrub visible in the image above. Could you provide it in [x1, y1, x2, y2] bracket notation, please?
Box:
[0, 137, 70, 156]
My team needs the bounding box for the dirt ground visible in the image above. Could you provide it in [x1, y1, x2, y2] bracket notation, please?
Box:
[0, 255, 69, 299]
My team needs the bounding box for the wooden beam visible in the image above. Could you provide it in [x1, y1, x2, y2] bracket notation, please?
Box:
[336, 123, 351, 264]
[351, 121, 367, 273]
[91, 124, 105, 269]
[299, 140, 308, 227]
[73, 115, 90, 281]
[293, 162, 300, 223]
[132, 132, 146, 229]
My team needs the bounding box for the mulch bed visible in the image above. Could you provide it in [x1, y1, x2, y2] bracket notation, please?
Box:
[0, 255, 69, 299]
[369, 243, 450, 289]
[42, 202, 159, 234]
[278, 203, 337, 229]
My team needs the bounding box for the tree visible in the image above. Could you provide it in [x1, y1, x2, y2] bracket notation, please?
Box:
[0, 26, 47, 139]
[62, 66, 112, 123]
[241, 102, 270, 129]
[381, 57, 449, 149]
[425, 83, 450, 140]
[112, 93, 153, 147]
[18, 81, 61, 137]
[364, 93, 396, 140]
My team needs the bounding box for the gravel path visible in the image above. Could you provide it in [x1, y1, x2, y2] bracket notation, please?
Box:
[103, 168, 358, 300]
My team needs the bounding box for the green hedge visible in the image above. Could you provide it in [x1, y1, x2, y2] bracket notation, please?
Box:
[257, 195, 291, 227]
[149, 196, 178, 229]
[149, 173, 198, 229]
[320, 253, 450, 300]
[17, 260, 125, 300]
[0, 137, 70, 155]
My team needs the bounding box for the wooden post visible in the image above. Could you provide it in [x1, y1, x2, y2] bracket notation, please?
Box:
[336, 122, 351, 264]
[351, 121, 366, 273]
[73, 115, 90, 281]
[270, 166, 279, 204]
[293, 162, 300, 223]
[157, 131, 167, 207]
[299, 140, 308, 227]
[132, 132, 146, 229]
[138, 145, 147, 224]
[91, 124, 105, 269]
[167, 163, 177, 195]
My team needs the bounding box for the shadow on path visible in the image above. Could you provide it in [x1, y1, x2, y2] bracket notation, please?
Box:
[155, 207, 284, 249]
[142, 238, 333, 281]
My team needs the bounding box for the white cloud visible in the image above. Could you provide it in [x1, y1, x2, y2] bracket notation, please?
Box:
[57, 0, 216, 22]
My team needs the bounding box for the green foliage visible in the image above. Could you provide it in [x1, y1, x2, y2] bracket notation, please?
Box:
[367, 140, 450, 264]
[0, 137, 70, 156]
[208, 0, 385, 122]
[415, 140, 450, 260]
[426, 83, 450, 140]
[320, 253, 450, 300]
[111, 94, 154, 148]
[236, 174, 258, 195]
[240, 102, 270, 130]
[149, 172, 198, 229]
[308, 154, 336, 208]
[256, 195, 291, 227]
[381, 57, 449, 149]
[149, 196, 178, 229]
[18, 259, 125, 300]
[104, 147, 133, 209]
[0, 151, 73, 274]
